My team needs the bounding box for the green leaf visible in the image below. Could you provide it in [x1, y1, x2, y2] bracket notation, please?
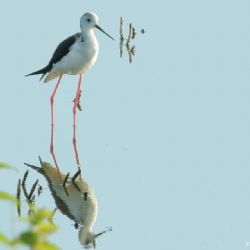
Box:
[0, 162, 13, 170]
[0, 162, 17, 172]
[0, 191, 17, 203]
[19, 231, 38, 246]
[38, 222, 57, 234]
[35, 241, 59, 250]
[29, 208, 53, 225]
[0, 233, 10, 244]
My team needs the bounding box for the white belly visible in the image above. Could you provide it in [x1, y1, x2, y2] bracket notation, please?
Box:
[48, 36, 99, 79]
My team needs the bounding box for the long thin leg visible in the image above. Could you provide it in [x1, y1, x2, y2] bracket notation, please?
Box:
[50, 74, 63, 181]
[73, 74, 82, 176]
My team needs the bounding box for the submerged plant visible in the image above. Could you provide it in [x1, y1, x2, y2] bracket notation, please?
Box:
[0, 162, 59, 250]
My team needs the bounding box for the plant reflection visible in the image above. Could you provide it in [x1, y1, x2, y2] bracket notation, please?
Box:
[24, 158, 111, 249]
[119, 17, 145, 63]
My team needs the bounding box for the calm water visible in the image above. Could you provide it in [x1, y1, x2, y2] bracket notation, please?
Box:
[1, 0, 250, 250]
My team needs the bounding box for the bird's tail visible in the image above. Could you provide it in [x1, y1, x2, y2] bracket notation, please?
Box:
[25, 66, 50, 81]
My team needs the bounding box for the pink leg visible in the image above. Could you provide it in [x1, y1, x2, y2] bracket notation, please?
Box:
[73, 74, 83, 176]
[50, 74, 63, 181]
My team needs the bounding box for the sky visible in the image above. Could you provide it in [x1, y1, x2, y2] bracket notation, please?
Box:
[1, 0, 250, 249]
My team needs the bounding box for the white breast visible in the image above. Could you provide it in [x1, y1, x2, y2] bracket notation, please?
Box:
[52, 34, 99, 76]
[52, 178, 98, 227]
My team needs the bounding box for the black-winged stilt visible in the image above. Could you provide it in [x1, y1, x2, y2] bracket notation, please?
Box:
[24, 159, 112, 249]
[26, 12, 114, 178]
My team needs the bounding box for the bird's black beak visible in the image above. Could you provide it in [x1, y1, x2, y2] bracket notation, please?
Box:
[95, 25, 115, 40]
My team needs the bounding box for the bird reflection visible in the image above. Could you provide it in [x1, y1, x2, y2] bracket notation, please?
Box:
[24, 158, 111, 249]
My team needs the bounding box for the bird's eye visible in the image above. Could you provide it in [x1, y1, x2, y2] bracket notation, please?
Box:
[87, 18, 91, 23]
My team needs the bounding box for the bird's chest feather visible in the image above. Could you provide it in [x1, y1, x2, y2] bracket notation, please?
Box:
[55, 38, 99, 74]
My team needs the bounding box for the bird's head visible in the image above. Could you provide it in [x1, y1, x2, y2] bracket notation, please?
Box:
[79, 226, 112, 249]
[80, 12, 114, 40]
[80, 12, 99, 30]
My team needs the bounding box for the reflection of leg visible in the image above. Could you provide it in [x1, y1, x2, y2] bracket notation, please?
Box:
[50, 74, 63, 181]
[73, 74, 82, 176]
[63, 173, 70, 196]
[84, 192, 88, 201]
[72, 170, 81, 191]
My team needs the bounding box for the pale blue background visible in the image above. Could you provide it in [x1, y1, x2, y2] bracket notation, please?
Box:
[1, 0, 250, 249]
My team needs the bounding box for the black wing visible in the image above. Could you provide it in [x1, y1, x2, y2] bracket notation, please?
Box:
[48, 32, 81, 68]
[26, 33, 81, 78]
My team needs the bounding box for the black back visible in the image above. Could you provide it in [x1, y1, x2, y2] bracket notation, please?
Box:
[47, 32, 81, 70]
[26, 32, 81, 77]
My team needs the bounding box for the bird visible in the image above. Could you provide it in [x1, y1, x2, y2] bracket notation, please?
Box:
[26, 12, 114, 178]
[24, 158, 112, 249]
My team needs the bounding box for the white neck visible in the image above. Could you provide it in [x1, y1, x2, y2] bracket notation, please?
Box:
[84, 213, 96, 231]
[81, 225, 92, 234]
[79, 226, 95, 247]
[81, 28, 95, 41]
